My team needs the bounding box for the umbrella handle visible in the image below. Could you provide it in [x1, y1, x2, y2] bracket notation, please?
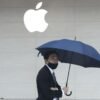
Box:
[65, 91, 72, 96]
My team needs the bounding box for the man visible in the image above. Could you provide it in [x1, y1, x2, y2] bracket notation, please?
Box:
[36, 51, 68, 100]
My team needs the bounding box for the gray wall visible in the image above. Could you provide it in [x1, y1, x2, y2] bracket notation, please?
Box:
[0, 0, 100, 99]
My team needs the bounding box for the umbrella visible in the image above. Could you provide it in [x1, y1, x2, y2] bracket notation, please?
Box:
[36, 39, 100, 96]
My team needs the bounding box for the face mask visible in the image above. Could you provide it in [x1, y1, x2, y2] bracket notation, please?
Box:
[48, 63, 58, 69]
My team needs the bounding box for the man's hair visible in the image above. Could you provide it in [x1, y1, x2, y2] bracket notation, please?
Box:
[43, 50, 59, 60]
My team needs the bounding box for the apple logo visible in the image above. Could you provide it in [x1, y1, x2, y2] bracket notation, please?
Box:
[23, 2, 48, 32]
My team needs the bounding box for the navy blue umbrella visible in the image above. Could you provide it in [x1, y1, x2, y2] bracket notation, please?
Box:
[36, 39, 100, 96]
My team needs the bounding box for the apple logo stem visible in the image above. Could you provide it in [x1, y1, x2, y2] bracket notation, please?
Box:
[24, 2, 48, 33]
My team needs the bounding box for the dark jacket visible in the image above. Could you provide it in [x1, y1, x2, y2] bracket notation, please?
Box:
[36, 65, 62, 100]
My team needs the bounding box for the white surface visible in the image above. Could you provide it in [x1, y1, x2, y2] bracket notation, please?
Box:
[0, 0, 100, 99]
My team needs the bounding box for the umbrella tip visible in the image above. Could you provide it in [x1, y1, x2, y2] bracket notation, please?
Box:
[74, 36, 77, 40]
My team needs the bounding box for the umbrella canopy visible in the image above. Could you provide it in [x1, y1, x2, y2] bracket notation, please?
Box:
[36, 39, 100, 67]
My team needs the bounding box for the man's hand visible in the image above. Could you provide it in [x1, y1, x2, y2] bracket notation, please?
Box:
[62, 86, 68, 95]
[50, 87, 58, 91]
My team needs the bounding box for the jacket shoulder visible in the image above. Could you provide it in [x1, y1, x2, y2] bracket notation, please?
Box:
[37, 65, 50, 78]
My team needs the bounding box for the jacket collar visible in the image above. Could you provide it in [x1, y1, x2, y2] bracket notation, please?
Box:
[45, 64, 54, 74]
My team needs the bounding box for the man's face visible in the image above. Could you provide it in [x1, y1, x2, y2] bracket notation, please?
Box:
[47, 53, 59, 64]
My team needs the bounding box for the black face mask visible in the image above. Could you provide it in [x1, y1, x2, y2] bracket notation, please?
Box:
[48, 63, 58, 69]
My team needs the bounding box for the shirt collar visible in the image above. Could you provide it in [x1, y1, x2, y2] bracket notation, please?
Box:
[45, 64, 54, 74]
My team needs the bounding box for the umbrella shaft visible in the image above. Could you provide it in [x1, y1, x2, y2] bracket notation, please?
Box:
[66, 63, 71, 87]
